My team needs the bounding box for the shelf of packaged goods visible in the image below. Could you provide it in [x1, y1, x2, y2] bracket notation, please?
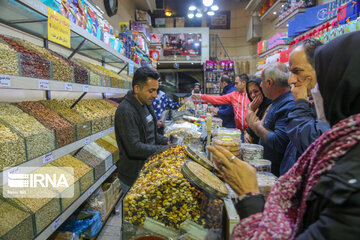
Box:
[34, 165, 117, 240]
[260, 0, 287, 22]
[291, 17, 337, 39]
[0, 127, 115, 186]
[135, 46, 148, 57]
[0, 0, 141, 69]
[0, 75, 129, 94]
[136, 32, 151, 46]
[258, 44, 289, 58]
[276, 8, 306, 28]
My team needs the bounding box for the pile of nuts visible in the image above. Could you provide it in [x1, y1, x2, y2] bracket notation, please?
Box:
[0, 35, 51, 79]
[74, 59, 102, 86]
[0, 122, 26, 170]
[40, 100, 91, 140]
[54, 155, 94, 193]
[12, 38, 73, 82]
[16, 101, 75, 148]
[48, 49, 89, 84]
[0, 103, 55, 160]
[74, 148, 105, 181]
[0, 198, 34, 240]
[124, 145, 210, 230]
[0, 42, 18, 76]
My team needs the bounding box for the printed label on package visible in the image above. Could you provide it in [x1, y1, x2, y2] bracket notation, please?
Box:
[0, 75, 11, 87]
[82, 85, 89, 92]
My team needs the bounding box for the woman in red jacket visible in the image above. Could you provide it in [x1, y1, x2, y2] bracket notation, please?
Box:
[192, 73, 250, 133]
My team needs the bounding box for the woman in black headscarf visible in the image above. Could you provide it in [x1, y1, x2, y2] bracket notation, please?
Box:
[208, 32, 360, 239]
[244, 78, 272, 143]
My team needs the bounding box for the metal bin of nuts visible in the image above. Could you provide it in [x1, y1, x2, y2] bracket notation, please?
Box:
[53, 155, 94, 194]
[0, 103, 56, 160]
[74, 148, 106, 182]
[40, 100, 92, 140]
[123, 145, 225, 238]
[0, 196, 35, 240]
[16, 101, 75, 148]
[0, 121, 26, 170]
[84, 142, 113, 171]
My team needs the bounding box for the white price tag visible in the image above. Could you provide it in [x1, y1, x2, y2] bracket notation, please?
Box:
[129, 63, 134, 74]
[8, 167, 19, 176]
[51, 217, 62, 231]
[106, 87, 111, 92]
[99, 131, 104, 138]
[42, 152, 53, 164]
[38, 80, 49, 90]
[64, 83, 73, 91]
[88, 186, 94, 196]
[115, 88, 120, 93]
[0, 75, 11, 87]
[84, 137, 90, 145]
[82, 85, 89, 92]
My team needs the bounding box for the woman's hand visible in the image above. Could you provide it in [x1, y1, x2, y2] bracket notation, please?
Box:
[250, 94, 263, 112]
[244, 132, 252, 143]
[208, 145, 259, 196]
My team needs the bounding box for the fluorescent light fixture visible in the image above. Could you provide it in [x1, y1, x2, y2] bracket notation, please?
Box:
[195, 12, 203, 18]
[207, 11, 215, 16]
[273, 11, 277, 15]
[189, 5, 197, 11]
[188, 13, 194, 18]
[194, 42, 200, 46]
[286, 24, 289, 27]
[203, 0, 213, 7]
[211, 5, 219, 11]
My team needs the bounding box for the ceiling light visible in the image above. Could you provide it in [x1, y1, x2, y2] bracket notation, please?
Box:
[207, 11, 215, 16]
[165, 10, 172, 17]
[189, 5, 197, 11]
[188, 13, 194, 18]
[203, 0, 213, 7]
[273, 11, 277, 15]
[211, 5, 219, 11]
[286, 24, 289, 27]
[195, 12, 203, 18]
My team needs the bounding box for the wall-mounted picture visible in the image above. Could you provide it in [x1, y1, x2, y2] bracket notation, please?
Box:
[207, 11, 231, 29]
[162, 33, 202, 56]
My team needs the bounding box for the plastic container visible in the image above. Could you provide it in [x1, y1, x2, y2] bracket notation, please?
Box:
[74, 149, 105, 181]
[240, 143, 264, 162]
[84, 142, 113, 171]
[212, 136, 241, 153]
[95, 138, 119, 163]
[257, 172, 277, 200]
[249, 159, 271, 173]
[212, 128, 242, 139]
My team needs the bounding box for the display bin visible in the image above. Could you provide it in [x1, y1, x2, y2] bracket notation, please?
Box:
[102, 116, 112, 130]
[74, 149, 106, 182]
[14, 188, 61, 234]
[110, 77, 118, 88]
[102, 75, 111, 88]
[84, 142, 113, 171]
[15, 101, 76, 148]
[10, 37, 73, 82]
[32, 163, 81, 212]
[0, 196, 35, 240]
[101, 182, 114, 216]
[0, 103, 56, 160]
[95, 138, 119, 163]
[40, 100, 92, 141]
[0, 120, 26, 170]
[118, 79, 124, 88]
[0, 44, 18, 76]
[257, 172, 277, 200]
[48, 49, 89, 84]
[91, 118, 103, 134]
[89, 71, 102, 86]
[53, 155, 94, 195]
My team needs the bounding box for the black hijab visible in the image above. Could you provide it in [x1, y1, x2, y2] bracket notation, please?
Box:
[314, 32, 360, 127]
[246, 78, 272, 118]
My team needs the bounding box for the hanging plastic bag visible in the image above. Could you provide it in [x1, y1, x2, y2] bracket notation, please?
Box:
[84, 187, 107, 221]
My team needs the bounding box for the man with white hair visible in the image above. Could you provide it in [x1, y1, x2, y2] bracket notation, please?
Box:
[246, 62, 294, 176]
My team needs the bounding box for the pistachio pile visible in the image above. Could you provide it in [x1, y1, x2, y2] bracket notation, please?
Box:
[0, 42, 18, 76]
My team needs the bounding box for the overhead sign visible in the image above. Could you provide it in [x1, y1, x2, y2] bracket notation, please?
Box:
[48, 8, 71, 48]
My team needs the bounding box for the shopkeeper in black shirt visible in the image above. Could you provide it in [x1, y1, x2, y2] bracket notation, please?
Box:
[114, 67, 169, 194]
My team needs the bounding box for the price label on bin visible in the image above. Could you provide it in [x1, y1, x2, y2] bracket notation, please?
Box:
[101, 174, 106, 182]
[51, 217, 62, 231]
[99, 131, 104, 138]
[64, 82, 72, 91]
[83, 85, 89, 92]
[88, 186, 95, 196]
[38, 80, 50, 90]
[0, 75, 11, 87]
[43, 152, 53, 164]
[84, 137, 91, 145]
